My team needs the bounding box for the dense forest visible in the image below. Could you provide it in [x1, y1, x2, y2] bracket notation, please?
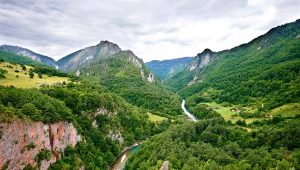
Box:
[0, 80, 171, 169]
[126, 114, 300, 169]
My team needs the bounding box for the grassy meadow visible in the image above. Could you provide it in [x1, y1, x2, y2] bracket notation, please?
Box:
[0, 62, 69, 88]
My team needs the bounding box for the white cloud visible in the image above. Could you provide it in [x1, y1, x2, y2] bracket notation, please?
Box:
[0, 0, 299, 61]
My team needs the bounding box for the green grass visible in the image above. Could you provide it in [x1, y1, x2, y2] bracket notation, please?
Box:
[203, 102, 258, 123]
[147, 112, 167, 123]
[0, 62, 69, 88]
[270, 103, 300, 117]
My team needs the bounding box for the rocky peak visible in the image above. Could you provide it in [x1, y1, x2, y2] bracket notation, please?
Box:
[188, 48, 214, 71]
[98, 40, 118, 47]
[121, 50, 143, 69]
[57, 40, 122, 72]
[96, 40, 122, 57]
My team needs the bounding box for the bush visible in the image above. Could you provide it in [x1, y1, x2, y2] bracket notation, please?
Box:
[38, 73, 42, 79]
[29, 72, 34, 79]
[35, 149, 52, 165]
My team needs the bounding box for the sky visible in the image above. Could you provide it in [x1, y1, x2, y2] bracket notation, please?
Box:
[0, 0, 299, 62]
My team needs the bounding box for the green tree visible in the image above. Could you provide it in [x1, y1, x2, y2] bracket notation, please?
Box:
[29, 72, 34, 79]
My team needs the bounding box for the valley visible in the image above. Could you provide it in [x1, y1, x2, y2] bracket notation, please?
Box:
[0, 19, 299, 170]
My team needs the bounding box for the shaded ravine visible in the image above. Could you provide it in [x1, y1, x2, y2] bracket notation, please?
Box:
[181, 99, 197, 121]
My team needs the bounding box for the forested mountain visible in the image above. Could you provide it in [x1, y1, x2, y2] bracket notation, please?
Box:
[125, 19, 300, 170]
[146, 57, 193, 81]
[167, 19, 300, 110]
[78, 49, 182, 117]
[0, 45, 57, 67]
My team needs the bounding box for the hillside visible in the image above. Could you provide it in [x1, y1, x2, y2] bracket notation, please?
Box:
[0, 50, 45, 66]
[0, 45, 57, 67]
[79, 50, 182, 117]
[166, 19, 300, 113]
[146, 57, 193, 81]
[0, 61, 69, 88]
[124, 20, 300, 170]
[0, 77, 171, 169]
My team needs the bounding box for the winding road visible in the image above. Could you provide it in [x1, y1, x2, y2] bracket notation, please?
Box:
[181, 100, 197, 121]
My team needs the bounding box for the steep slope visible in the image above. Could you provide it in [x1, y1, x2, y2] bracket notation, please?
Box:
[168, 19, 300, 110]
[0, 45, 57, 67]
[0, 50, 45, 66]
[79, 50, 182, 116]
[0, 80, 167, 169]
[57, 40, 122, 72]
[165, 49, 215, 90]
[146, 57, 193, 81]
[0, 120, 80, 170]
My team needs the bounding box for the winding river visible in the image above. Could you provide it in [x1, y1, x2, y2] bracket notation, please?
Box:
[110, 144, 140, 170]
[111, 100, 197, 169]
[181, 100, 197, 121]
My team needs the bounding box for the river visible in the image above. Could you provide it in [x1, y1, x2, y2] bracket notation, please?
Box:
[181, 100, 197, 121]
[111, 100, 196, 169]
[110, 144, 140, 170]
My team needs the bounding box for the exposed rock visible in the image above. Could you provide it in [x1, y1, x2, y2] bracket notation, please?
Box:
[108, 130, 124, 145]
[0, 120, 81, 170]
[147, 73, 155, 83]
[75, 70, 80, 77]
[140, 70, 145, 79]
[187, 75, 198, 86]
[94, 107, 117, 117]
[57, 40, 122, 72]
[159, 160, 169, 170]
[188, 48, 214, 71]
[297, 34, 300, 39]
[92, 120, 98, 128]
[120, 50, 143, 69]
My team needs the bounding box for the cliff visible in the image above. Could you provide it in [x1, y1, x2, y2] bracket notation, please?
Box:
[0, 120, 81, 170]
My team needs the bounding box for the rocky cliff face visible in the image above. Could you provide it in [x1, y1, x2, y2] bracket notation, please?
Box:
[159, 161, 169, 170]
[0, 120, 81, 170]
[188, 48, 214, 71]
[57, 40, 122, 72]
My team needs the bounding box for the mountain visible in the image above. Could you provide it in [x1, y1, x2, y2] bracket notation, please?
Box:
[0, 45, 57, 67]
[125, 19, 300, 170]
[0, 50, 45, 66]
[167, 19, 300, 110]
[146, 57, 193, 81]
[77, 47, 182, 117]
[165, 49, 215, 90]
[57, 40, 122, 72]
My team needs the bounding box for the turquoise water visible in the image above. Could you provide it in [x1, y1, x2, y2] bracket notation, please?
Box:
[130, 145, 140, 154]
[111, 144, 141, 170]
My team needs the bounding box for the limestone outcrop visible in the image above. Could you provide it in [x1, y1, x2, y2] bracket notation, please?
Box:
[0, 120, 81, 170]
